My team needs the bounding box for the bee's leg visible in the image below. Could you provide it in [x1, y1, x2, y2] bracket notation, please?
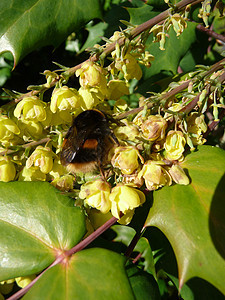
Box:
[98, 160, 106, 180]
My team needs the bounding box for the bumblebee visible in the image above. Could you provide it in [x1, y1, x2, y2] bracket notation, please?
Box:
[60, 109, 118, 174]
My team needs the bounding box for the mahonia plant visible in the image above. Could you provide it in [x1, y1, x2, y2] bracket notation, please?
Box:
[1, 0, 225, 296]
[0, 5, 223, 227]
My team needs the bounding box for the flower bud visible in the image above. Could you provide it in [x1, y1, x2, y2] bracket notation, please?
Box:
[111, 146, 144, 175]
[109, 185, 145, 219]
[51, 174, 74, 191]
[76, 62, 108, 96]
[79, 179, 111, 214]
[0, 115, 20, 145]
[138, 160, 172, 191]
[141, 115, 167, 141]
[14, 96, 46, 122]
[26, 146, 54, 174]
[50, 86, 83, 113]
[18, 166, 46, 181]
[168, 164, 190, 185]
[0, 156, 16, 182]
[165, 130, 186, 161]
[107, 80, 129, 100]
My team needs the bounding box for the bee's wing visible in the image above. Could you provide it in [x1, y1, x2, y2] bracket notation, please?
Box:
[61, 125, 93, 165]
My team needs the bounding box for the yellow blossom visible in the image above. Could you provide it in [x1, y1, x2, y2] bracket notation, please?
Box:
[78, 86, 104, 109]
[51, 174, 74, 191]
[0, 115, 20, 145]
[109, 185, 145, 220]
[76, 61, 108, 97]
[114, 53, 142, 81]
[0, 156, 16, 182]
[18, 166, 46, 181]
[14, 96, 46, 122]
[50, 86, 83, 113]
[26, 146, 54, 174]
[141, 115, 167, 141]
[79, 179, 111, 214]
[18, 119, 44, 140]
[111, 146, 144, 175]
[107, 80, 129, 100]
[186, 113, 207, 146]
[165, 130, 186, 160]
[138, 160, 172, 191]
[114, 120, 140, 145]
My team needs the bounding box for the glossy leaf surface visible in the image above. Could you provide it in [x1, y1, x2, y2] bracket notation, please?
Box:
[0, 0, 102, 66]
[145, 146, 225, 295]
[23, 248, 134, 300]
[0, 182, 86, 281]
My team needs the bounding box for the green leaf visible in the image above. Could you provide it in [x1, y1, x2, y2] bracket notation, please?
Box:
[23, 248, 135, 300]
[0, 0, 102, 66]
[127, 4, 159, 25]
[79, 22, 108, 54]
[0, 182, 86, 281]
[126, 263, 160, 300]
[112, 225, 156, 277]
[145, 145, 225, 295]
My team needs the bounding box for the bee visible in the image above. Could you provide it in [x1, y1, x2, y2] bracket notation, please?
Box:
[60, 109, 118, 175]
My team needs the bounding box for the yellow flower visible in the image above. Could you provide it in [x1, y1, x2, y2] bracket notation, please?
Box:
[18, 166, 46, 181]
[114, 52, 142, 81]
[141, 115, 167, 141]
[14, 96, 46, 122]
[51, 174, 74, 191]
[114, 120, 139, 145]
[111, 146, 144, 175]
[79, 179, 111, 214]
[138, 160, 172, 191]
[165, 130, 186, 160]
[0, 156, 16, 182]
[109, 185, 145, 219]
[78, 86, 104, 109]
[186, 113, 207, 146]
[107, 80, 129, 100]
[50, 86, 83, 113]
[26, 146, 54, 174]
[76, 61, 108, 97]
[0, 115, 20, 144]
[18, 119, 43, 140]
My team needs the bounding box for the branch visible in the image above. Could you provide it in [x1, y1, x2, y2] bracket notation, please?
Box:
[196, 24, 225, 43]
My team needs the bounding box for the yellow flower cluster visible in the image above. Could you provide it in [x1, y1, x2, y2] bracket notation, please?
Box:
[0, 30, 208, 227]
[79, 179, 145, 225]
